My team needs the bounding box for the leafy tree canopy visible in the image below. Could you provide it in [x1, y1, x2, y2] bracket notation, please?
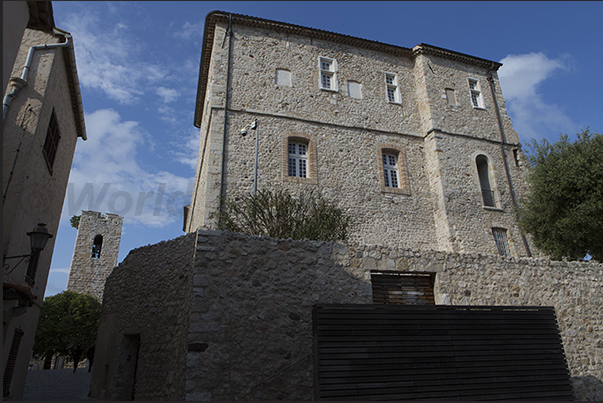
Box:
[518, 128, 602, 261]
[33, 291, 102, 365]
[70, 215, 80, 229]
[219, 188, 351, 242]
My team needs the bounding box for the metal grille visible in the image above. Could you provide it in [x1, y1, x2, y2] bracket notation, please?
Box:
[371, 271, 434, 305]
[492, 227, 510, 257]
[3, 328, 24, 398]
[314, 305, 574, 401]
[482, 189, 495, 206]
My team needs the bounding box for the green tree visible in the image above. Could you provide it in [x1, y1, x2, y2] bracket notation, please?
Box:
[70, 215, 80, 229]
[517, 128, 603, 261]
[219, 188, 351, 241]
[32, 291, 102, 370]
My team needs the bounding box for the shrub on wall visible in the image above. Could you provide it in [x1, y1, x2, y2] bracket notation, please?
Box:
[219, 188, 350, 241]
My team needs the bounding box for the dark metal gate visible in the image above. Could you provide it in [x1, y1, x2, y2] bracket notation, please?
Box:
[313, 304, 573, 400]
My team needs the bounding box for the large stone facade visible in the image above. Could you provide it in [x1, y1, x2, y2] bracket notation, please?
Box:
[91, 230, 602, 401]
[67, 211, 123, 301]
[185, 12, 532, 259]
[3, 18, 86, 400]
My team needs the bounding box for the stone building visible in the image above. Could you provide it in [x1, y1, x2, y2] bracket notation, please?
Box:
[2, 1, 87, 400]
[184, 11, 533, 259]
[67, 211, 123, 301]
[88, 11, 602, 401]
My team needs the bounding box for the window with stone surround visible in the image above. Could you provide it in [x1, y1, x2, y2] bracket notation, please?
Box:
[385, 73, 401, 104]
[276, 69, 292, 87]
[377, 144, 410, 195]
[282, 133, 317, 184]
[476, 154, 497, 207]
[445, 88, 457, 105]
[468, 78, 484, 108]
[347, 81, 362, 99]
[43, 110, 61, 174]
[492, 228, 510, 257]
[91, 234, 103, 259]
[318, 57, 338, 91]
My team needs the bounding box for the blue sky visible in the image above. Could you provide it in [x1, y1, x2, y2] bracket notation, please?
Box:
[45, 1, 603, 296]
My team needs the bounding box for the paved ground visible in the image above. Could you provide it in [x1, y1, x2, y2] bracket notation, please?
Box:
[22, 368, 95, 401]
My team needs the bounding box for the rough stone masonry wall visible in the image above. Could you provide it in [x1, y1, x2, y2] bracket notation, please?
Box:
[188, 230, 602, 401]
[67, 211, 123, 301]
[89, 233, 197, 401]
[188, 21, 534, 259]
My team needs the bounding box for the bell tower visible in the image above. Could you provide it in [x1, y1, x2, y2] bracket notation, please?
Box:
[66, 211, 123, 301]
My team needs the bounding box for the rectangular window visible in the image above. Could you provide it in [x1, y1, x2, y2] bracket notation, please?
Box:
[492, 228, 510, 257]
[43, 111, 61, 174]
[385, 73, 400, 104]
[371, 271, 435, 305]
[468, 79, 484, 108]
[445, 88, 456, 105]
[383, 153, 399, 188]
[347, 81, 362, 99]
[319, 57, 337, 91]
[275, 69, 292, 87]
[288, 141, 308, 178]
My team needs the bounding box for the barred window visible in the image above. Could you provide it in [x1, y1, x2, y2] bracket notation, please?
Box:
[476, 155, 495, 207]
[371, 271, 435, 305]
[43, 111, 61, 174]
[383, 153, 399, 188]
[288, 141, 308, 178]
[492, 228, 510, 257]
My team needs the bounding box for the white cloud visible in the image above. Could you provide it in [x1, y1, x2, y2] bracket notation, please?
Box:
[63, 109, 194, 227]
[170, 21, 204, 42]
[156, 87, 179, 104]
[171, 129, 201, 170]
[498, 52, 575, 141]
[64, 10, 167, 104]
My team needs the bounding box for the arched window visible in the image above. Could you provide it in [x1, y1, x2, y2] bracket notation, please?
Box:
[476, 155, 495, 207]
[91, 235, 103, 259]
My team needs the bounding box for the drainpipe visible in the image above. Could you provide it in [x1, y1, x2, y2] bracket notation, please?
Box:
[217, 14, 234, 227]
[487, 63, 532, 257]
[3, 33, 73, 122]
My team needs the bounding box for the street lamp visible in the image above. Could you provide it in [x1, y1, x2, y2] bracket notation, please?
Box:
[3, 223, 53, 285]
[240, 118, 259, 196]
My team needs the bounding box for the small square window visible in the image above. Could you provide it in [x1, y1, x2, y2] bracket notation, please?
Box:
[347, 81, 362, 99]
[445, 88, 456, 105]
[276, 69, 292, 87]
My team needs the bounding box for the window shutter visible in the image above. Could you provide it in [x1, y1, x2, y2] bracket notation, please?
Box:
[371, 271, 434, 305]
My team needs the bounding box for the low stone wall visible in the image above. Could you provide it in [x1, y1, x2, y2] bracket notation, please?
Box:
[91, 229, 601, 400]
[90, 232, 197, 401]
[187, 230, 602, 401]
